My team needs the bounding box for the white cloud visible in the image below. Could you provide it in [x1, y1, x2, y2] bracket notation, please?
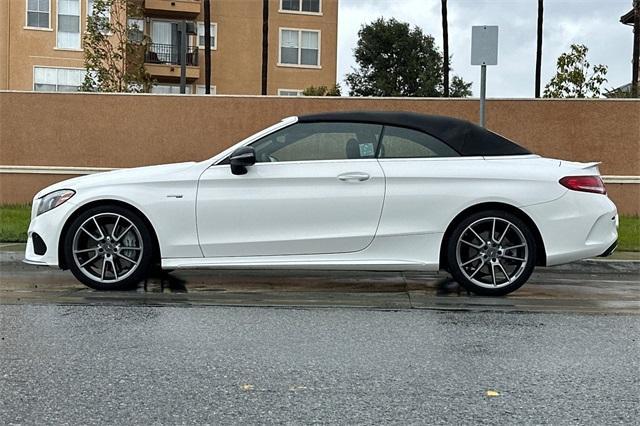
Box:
[337, 0, 633, 97]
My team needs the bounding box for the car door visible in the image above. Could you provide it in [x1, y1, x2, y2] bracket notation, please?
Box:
[196, 121, 385, 257]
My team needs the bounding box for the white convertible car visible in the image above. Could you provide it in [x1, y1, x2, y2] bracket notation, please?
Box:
[25, 111, 618, 295]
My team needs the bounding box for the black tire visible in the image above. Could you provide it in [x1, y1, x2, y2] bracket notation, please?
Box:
[63, 204, 154, 290]
[446, 209, 537, 296]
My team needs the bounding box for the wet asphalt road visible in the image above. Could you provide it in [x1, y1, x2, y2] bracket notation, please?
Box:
[0, 250, 639, 313]
[1, 252, 639, 424]
[1, 304, 639, 424]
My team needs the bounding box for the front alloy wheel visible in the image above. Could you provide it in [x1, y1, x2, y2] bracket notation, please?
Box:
[447, 210, 536, 296]
[64, 205, 153, 290]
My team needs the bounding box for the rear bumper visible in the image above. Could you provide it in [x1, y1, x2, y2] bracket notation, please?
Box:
[598, 240, 618, 257]
[523, 191, 618, 266]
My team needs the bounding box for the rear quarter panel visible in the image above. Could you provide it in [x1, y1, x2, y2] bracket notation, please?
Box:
[376, 155, 568, 238]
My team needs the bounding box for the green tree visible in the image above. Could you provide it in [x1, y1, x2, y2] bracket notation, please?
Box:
[81, 0, 153, 92]
[345, 18, 471, 97]
[302, 84, 342, 96]
[449, 75, 472, 97]
[543, 44, 608, 98]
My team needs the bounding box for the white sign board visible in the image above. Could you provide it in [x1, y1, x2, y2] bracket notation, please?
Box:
[471, 26, 498, 66]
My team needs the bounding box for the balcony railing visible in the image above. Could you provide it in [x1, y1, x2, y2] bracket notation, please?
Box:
[145, 43, 199, 66]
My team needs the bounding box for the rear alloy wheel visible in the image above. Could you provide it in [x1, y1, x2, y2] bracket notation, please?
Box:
[64, 205, 154, 290]
[447, 210, 536, 296]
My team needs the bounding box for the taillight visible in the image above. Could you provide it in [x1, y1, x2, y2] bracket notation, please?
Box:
[559, 175, 606, 195]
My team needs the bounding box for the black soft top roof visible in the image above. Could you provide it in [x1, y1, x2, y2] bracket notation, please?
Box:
[297, 111, 530, 156]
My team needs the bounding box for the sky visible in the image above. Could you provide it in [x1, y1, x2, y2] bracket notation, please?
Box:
[337, 0, 634, 97]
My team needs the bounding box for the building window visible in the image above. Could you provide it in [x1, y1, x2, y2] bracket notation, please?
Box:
[150, 20, 175, 45]
[57, 0, 81, 49]
[280, 0, 321, 14]
[196, 85, 217, 95]
[87, 0, 110, 34]
[34, 67, 85, 92]
[278, 89, 303, 96]
[127, 18, 144, 43]
[197, 22, 217, 49]
[279, 29, 320, 67]
[26, 0, 50, 28]
[151, 84, 193, 94]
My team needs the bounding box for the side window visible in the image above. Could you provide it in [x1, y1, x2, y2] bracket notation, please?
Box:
[251, 122, 382, 163]
[379, 126, 459, 158]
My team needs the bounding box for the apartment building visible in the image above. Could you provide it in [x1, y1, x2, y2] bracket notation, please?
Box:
[0, 0, 338, 95]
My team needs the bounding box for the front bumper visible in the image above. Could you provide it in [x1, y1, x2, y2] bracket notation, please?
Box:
[24, 200, 77, 268]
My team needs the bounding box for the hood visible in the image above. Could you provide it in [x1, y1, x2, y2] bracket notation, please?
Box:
[34, 162, 198, 199]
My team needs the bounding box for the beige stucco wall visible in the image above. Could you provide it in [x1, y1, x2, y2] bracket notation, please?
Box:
[0, 0, 339, 94]
[0, 92, 638, 214]
[0, 1, 9, 89]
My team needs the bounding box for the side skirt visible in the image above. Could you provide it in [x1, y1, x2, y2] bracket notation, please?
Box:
[161, 257, 437, 271]
[162, 233, 443, 272]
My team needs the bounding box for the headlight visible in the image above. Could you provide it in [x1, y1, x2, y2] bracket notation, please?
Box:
[36, 189, 75, 216]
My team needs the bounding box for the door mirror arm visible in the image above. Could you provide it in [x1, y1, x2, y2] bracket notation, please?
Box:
[229, 147, 256, 175]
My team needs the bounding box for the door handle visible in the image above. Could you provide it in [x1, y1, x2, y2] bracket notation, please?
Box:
[337, 172, 370, 182]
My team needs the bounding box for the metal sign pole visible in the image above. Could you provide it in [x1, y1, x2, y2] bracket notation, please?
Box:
[471, 25, 498, 129]
[480, 64, 487, 127]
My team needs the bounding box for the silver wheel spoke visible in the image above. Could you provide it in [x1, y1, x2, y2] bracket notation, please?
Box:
[80, 226, 101, 241]
[114, 224, 133, 241]
[115, 252, 138, 265]
[490, 263, 497, 286]
[100, 257, 107, 280]
[468, 259, 486, 279]
[497, 223, 510, 244]
[496, 260, 511, 284]
[93, 217, 105, 240]
[80, 253, 100, 268]
[107, 257, 118, 280]
[111, 215, 121, 240]
[503, 243, 526, 251]
[74, 247, 98, 254]
[491, 218, 497, 242]
[469, 226, 484, 244]
[502, 254, 525, 262]
[461, 255, 482, 267]
[460, 239, 483, 249]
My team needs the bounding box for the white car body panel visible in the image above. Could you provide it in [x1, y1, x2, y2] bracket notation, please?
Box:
[523, 190, 618, 265]
[197, 159, 385, 256]
[25, 116, 618, 274]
